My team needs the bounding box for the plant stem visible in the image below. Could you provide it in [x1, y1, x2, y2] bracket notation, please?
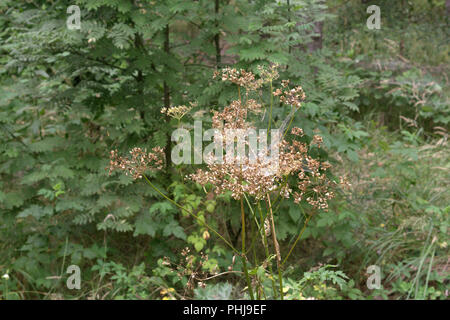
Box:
[240, 197, 255, 300]
[266, 194, 283, 300]
[282, 106, 295, 140]
[281, 214, 312, 266]
[250, 210, 258, 265]
[267, 81, 273, 139]
[243, 193, 266, 257]
[257, 202, 278, 299]
[249, 205, 260, 299]
[143, 175, 239, 255]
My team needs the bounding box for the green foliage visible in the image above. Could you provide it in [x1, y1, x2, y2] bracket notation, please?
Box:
[90, 261, 153, 299]
[194, 282, 234, 300]
[338, 126, 449, 299]
[284, 265, 363, 300]
[0, 0, 448, 300]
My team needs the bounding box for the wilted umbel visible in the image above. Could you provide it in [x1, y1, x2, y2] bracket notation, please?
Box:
[213, 67, 263, 92]
[190, 127, 338, 208]
[107, 146, 165, 180]
[213, 64, 281, 93]
[189, 67, 343, 210]
[161, 104, 192, 120]
[273, 80, 306, 109]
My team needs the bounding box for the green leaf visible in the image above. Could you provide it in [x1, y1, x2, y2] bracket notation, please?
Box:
[163, 220, 186, 240]
[288, 203, 301, 222]
[17, 205, 53, 219]
[134, 213, 156, 237]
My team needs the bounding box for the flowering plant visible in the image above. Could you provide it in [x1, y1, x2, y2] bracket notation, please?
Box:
[108, 65, 348, 299]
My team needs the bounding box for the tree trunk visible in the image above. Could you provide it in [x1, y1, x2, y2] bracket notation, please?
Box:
[215, 0, 221, 66]
[164, 25, 171, 169]
[307, 21, 323, 52]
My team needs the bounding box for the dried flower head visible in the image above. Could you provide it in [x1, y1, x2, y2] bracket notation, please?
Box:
[278, 85, 306, 109]
[311, 135, 323, 148]
[257, 63, 280, 83]
[190, 134, 338, 208]
[107, 146, 165, 179]
[213, 67, 263, 92]
[190, 69, 338, 210]
[211, 99, 261, 130]
[291, 127, 304, 137]
[161, 105, 192, 120]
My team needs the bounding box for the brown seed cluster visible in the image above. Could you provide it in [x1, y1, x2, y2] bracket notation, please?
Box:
[213, 67, 264, 92]
[212, 99, 262, 130]
[191, 156, 279, 200]
[293, 174, 336, 211]
[213, 64, 281, 93]
[312, 134, 323, 148]
[107, 146, 165, 179]
[193, 65, 338, 209]
[193, 66, 345, 209]
[279, 135, 337, 210]
[291, 127, 304, 137]
[190, 129, 337, 208]
[107, 66, 344, 213]
[178, 248, 217, 292]
[273, 79, 306, 109]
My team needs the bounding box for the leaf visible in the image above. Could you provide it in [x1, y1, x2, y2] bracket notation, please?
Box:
[163, 220, 186, 240]
[1, 191, 26, 209]
[134, 213, 156, 237]
[316, 217, 329, 227]
[17, 205, 53, 220]
[108, 23, 135, 49]
[149, 201, 174, 215]
[187, 234, 206, 252]
[288, 203, 301, 222]
[29, 137, 65, 153]
[342, 101, 359, 112]
[346, 149, 359, 162]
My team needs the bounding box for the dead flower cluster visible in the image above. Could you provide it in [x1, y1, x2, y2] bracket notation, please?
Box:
[107, 146, 165, 180]
[190, 67, 342, 209]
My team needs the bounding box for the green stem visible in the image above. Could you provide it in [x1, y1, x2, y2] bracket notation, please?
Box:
[277, 262, 284, 300]
[267, 81, 273, 139]
[143, 175, 239, 255]
[257, 202, 278, 299]
[282, 106, 295, 140]
[250, 210, 258, 265]
[243, 193, 261, 230]
[266, 194, 283, 300]
[240, 197, 255, 300]
[243, 193, 266, 257]
[281, 214, 312, 266]
[3, 279, 8, 299]
[249, 212, 260, 299]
